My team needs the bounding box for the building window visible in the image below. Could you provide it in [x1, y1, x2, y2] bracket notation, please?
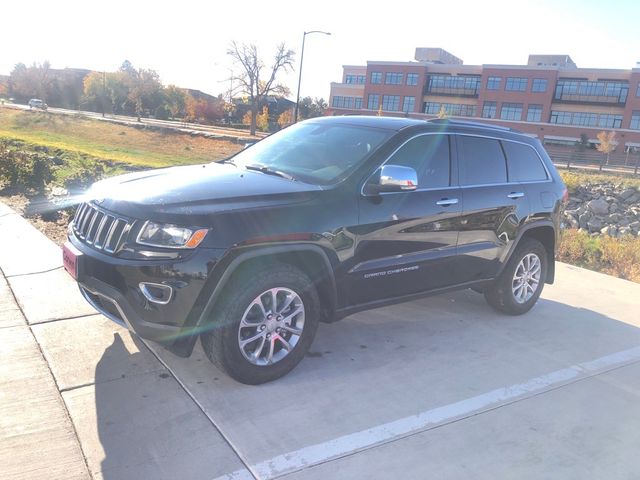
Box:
[531, 78, 548, 93]
[424, 102, 476, 117]
[426, 75, 480, 95]
[406, 73, 419, 86]
[631, 111, 640, 130]
[526, 104, 543, 122]
[482, 101, 497, 119]
[550, 110, 623, 128]
[345, 74, 366, 84]
[636, 83, 640, 97]
[371, 72, 382, 84]
[505, 77, 528, 91]
[367, 94, 379, 110]
[500, 103, 523, 121]
[554, 79, 628, 104]
[385, 72, 403, 85]
[486, 76, 501, 90]
[355, 97, 363, 109]
[402, 96, 415, 113]
[332, 96, 355, 108]
[382, 95, 400, 111]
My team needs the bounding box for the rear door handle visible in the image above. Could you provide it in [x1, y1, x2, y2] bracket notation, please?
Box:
[436, 198, 459, 206]
[507, 192, 525, 199]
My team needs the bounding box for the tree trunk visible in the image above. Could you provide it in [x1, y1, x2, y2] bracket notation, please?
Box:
[250, 104, 257, 136]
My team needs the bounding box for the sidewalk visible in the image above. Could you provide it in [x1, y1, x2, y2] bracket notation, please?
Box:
[0, 202, 247, 480]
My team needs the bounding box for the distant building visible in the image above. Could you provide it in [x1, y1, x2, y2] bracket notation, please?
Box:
[328, 48, 640, 152]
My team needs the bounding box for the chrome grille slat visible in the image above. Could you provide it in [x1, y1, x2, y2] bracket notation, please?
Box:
[72, 203, 133, 254]
[93, 214, 111, 248]
[85, 210, 101, 243]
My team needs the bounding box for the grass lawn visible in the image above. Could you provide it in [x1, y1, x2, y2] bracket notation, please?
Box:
[0, 107, 241, 168]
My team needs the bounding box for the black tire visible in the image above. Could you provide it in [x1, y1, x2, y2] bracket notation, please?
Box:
[200, 263, 320, 384]
[483, 238, 548, 315]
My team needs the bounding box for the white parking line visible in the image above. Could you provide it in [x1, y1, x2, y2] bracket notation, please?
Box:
[213, 346, 640, 480]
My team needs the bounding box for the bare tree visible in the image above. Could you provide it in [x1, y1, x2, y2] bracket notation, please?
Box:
[227, 41, 295, 135]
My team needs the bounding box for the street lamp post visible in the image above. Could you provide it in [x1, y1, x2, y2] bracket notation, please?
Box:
[294, 30, 331, 123]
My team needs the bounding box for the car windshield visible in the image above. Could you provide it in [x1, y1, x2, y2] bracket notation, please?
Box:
[227, 122, 391, 185]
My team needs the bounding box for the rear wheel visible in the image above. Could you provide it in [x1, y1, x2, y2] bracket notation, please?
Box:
[201, 263, 319, 384]
[484, 238, 548, 315]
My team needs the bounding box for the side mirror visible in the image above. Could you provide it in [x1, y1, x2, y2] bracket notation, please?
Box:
[365, 164, 418, 195]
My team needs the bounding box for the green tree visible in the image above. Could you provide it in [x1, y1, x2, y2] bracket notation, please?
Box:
[82, 71, 109, 116]
[123, 66, 163, 121]
[227, 41, 295, 135]
[569, 133, 589, 169]
[298, 97, 327, 119]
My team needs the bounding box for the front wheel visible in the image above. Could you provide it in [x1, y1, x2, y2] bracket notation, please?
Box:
[484, 238, 548, 315]
[200, 263, 319, 384]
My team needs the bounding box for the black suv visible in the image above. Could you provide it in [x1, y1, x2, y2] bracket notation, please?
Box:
[63, 116, 566, 384]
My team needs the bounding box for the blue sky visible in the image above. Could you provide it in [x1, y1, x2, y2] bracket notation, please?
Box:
[2, 0, 638, 100]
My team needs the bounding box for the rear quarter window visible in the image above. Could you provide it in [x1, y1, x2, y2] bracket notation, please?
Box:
[502, 141, 548, 182]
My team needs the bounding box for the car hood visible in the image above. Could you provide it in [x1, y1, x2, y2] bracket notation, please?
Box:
[86, 163, 323, 222]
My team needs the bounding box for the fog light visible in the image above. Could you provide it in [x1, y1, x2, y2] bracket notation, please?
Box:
[139, 282, 173, 305]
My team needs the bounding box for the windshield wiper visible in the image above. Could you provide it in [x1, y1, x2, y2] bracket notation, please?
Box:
[244, 164, 295, 181]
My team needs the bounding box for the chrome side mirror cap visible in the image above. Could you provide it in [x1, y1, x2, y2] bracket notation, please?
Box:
[365, 164, 418, 195]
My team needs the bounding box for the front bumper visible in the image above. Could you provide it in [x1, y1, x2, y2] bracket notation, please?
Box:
[68, 233, 226, 349]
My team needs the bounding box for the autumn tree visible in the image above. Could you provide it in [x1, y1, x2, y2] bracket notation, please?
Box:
[256, 106, 270, 132]
[227, 41, 295, 135]
[82, 71, 109, 116]
[164, 85, 186, 119]
[596, 131, 617, 171]
[437, 105, 448, 119]
[8, 61, 54, 103]
[278, 109, 294, 128]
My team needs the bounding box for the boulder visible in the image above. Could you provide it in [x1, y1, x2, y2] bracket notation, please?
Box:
[578, 212, 592, 229]
[587, 217, 604, 232]
[600, 225, 618, 237]
[563, 212, 579, 228]
[619, 188, 637, 201]
[587, 198, 609, 216]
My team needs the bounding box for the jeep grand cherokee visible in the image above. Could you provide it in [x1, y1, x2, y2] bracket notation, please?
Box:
[63, 116, 567, 384]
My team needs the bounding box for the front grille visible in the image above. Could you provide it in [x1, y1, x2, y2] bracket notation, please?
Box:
[72, 203, 133, 253]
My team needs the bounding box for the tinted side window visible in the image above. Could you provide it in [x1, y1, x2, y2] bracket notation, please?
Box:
[502, 141, 548, 182]
[386, 134, 450, 188]
[457, 136, 507, 185]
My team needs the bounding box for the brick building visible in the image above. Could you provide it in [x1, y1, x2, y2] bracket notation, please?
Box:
[328, 48, 640, 153]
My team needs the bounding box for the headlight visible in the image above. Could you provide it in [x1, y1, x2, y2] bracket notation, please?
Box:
[136, 221, 208, 249]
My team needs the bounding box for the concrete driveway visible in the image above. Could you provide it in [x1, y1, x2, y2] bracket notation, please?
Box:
[1, 200, 640, 480]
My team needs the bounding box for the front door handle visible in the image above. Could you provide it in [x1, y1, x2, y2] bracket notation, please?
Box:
[507, 192, 525, 199]
[436, 198, 459, 206]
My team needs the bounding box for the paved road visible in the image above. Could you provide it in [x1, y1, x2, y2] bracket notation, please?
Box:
[1, 199, 640, 479]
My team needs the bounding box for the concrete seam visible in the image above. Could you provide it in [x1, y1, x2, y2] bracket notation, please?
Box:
[28, 312, 103, 326]
[141, 339, 261, 480]
[1, 265, 95, 480]
[6, 265, 64, 278]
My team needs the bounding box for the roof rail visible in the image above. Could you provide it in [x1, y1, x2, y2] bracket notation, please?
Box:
[427, 118, 516, 132]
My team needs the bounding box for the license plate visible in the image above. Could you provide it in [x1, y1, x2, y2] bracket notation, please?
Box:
[62, 242, 82, 280]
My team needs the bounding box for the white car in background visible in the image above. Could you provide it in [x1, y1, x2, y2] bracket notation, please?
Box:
[28, 98, 47, 110]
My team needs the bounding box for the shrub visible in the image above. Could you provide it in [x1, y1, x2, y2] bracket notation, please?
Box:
[0, 139, 53, 192]
[557, 229, 640, 282]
